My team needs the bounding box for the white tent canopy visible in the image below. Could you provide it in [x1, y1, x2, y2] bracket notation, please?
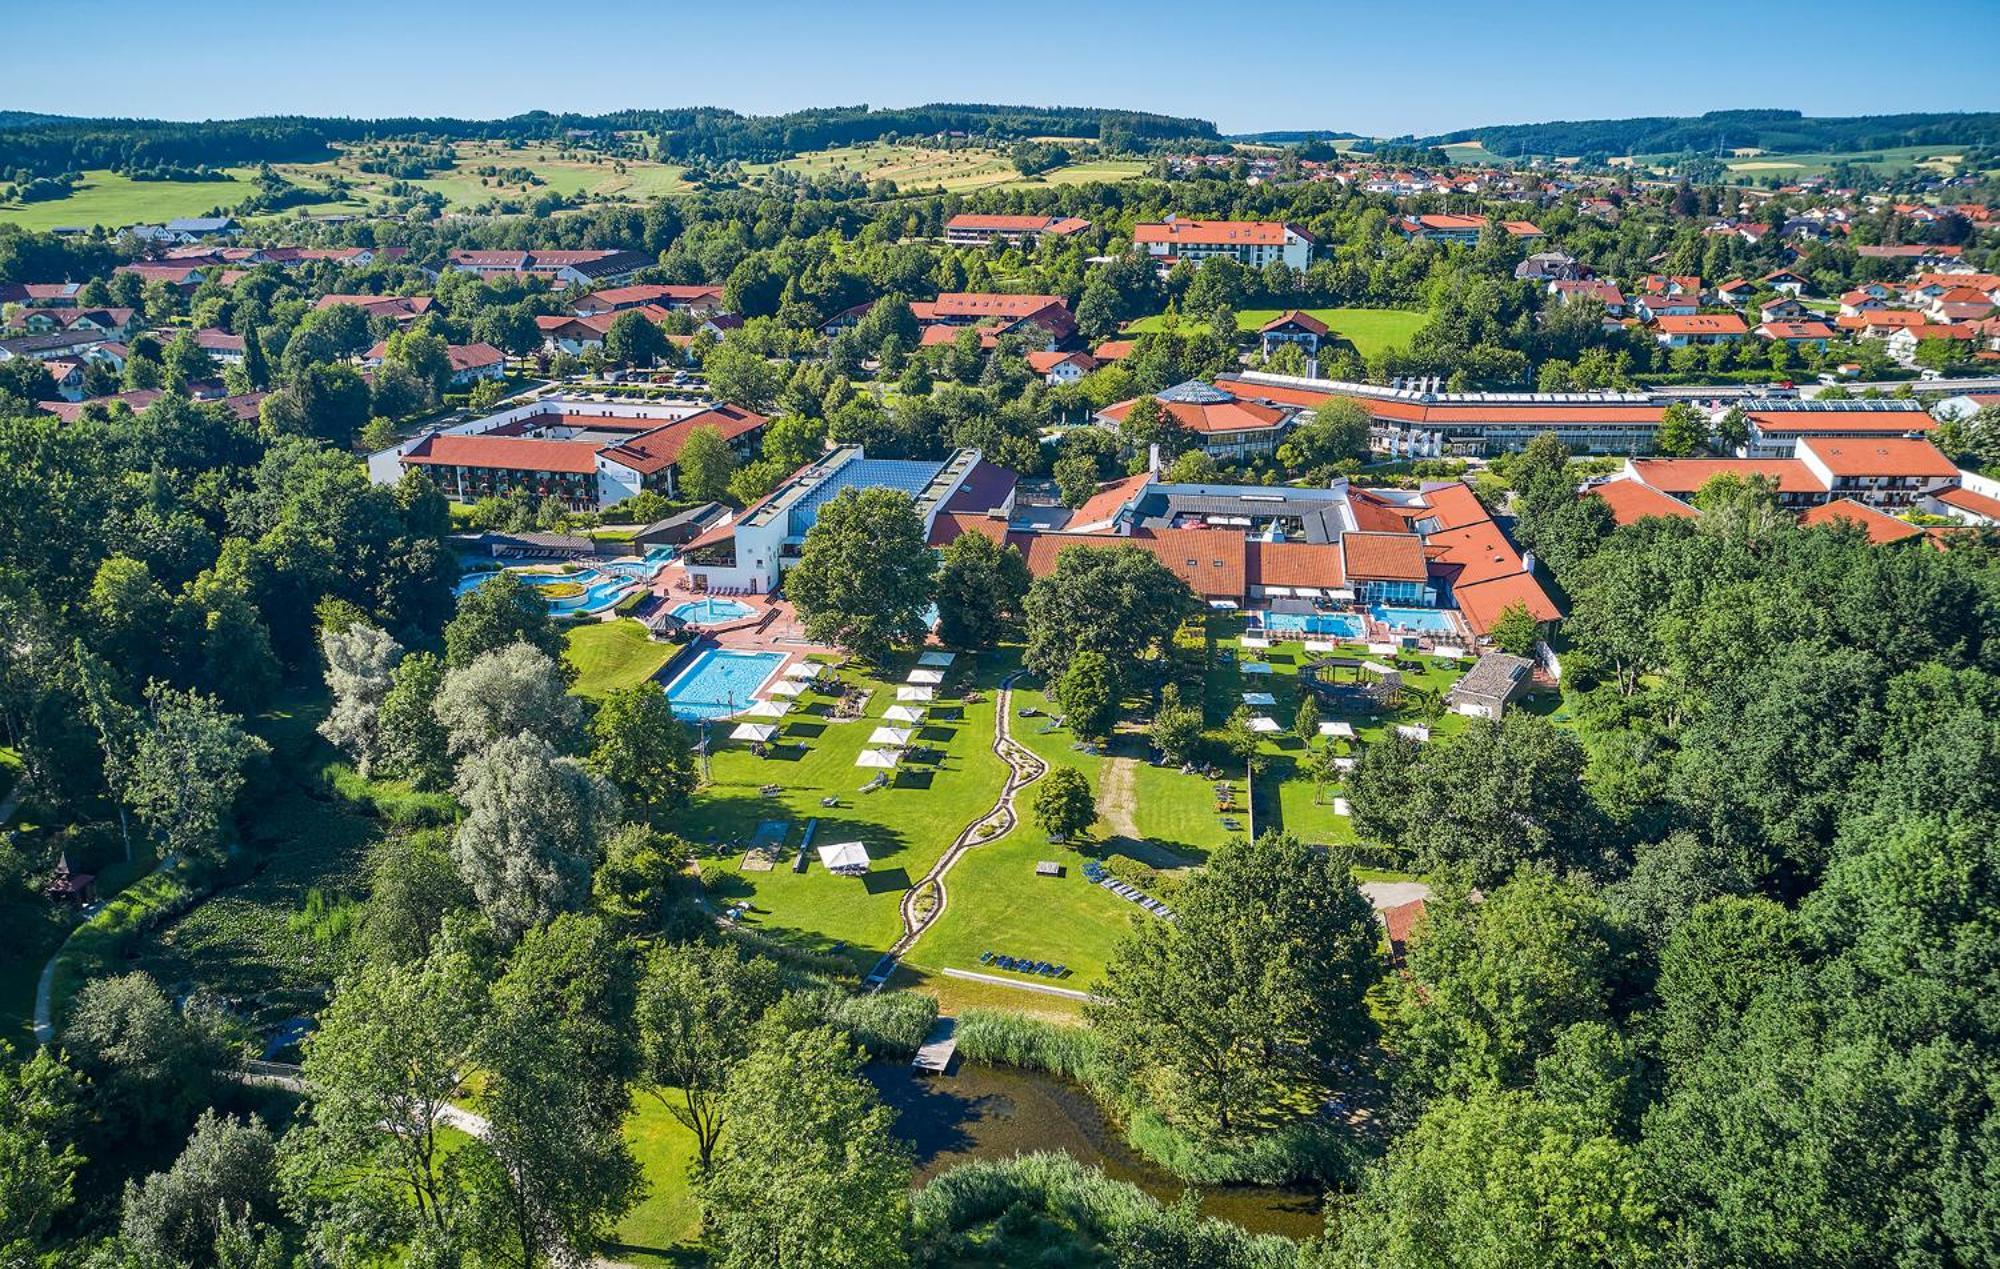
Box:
[783, 661, 824, 679]
[882, 704, 925, 724]
[1434, 644, 1470, 660]
[1366, 641, 1399, 656]
[1332, 797, 1351, 817]
[1240, 661, 1274, 675]
[729, 722, 778, 742]
[1303, 639, 1335, 653]
[1360, 661, 1398, 678]
[1396, 724, 1432, 743]
[906, 669, 944, 685]
[1263, 586, 1293, 598]
[742, 699, 790, 718]
[1319, 721, 1356, 738]
[1240, 635, 1271, 649]
[896, 686, 936, 702]
[769, 680, 807, 697]
[816, 841, 870, 874]
[917, 651, 956, 667]
[1241, 692, 1277, 706]
[1248, 716, 1282, 734]
[869, 726, 914, 747]
[856, 748, 901, 768]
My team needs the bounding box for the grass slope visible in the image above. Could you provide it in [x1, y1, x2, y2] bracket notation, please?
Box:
[1122, 307, 1429, 360]
[565, 619, 680, 698]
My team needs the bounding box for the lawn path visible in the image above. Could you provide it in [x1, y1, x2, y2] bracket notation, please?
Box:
[868, 672, 1046, 984]
[1097, 756, 1140, 838]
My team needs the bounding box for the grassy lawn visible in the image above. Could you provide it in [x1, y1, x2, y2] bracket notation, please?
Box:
[566, 620, 680, 698]
[609, 1095, 706, 1267]
[1122, 307, 1428, 360]
[678, 651, 1011, 973]
[0, 167, 359, 231]
[1023, 159, 1150, 187]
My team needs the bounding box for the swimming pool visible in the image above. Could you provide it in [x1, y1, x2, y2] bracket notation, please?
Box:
[455, 563, 654, 615]
[1371, 604, 1458, 634]
[663, 648, 786, 720]
[670, 597, 755, 625]
[1259, 611, 1366, 640]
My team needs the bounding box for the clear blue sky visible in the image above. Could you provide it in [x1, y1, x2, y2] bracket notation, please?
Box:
[13, 0, 1999, 137]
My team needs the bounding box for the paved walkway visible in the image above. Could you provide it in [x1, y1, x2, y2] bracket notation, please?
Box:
[1359, 880, 1431, 910]
[866, 670, 1047, 986]
[940, 967, 1091, 1001]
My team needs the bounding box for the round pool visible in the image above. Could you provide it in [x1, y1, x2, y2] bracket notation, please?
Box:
[670, 597, 755, 625]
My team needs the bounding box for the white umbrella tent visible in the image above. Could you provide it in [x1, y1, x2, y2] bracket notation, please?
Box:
[906, 668, 944, 686]
[856, 749, 901, 768]
[742, 699, 790, 719]
[769, 680, 807, 697]
[896, 686, 936, 702]
[882, 704, 925, 724]
[917, 651, 956, 668]
[729, 722, 778, 742]
[817, 841, 871, 875]
[1248, 716, 1282, 734]
[1241, 692, 1277, 706]
[868, 726, 914, 747]
[783, 661, 824, 680]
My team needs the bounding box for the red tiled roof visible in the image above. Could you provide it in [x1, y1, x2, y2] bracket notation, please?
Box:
[1381, 899, 1427, 953]
[1341, 531, 1428, 581]
[1026, 349, 1096, 373]
[1453, 571, 1562, 633]
[1005, 528, 1247, 599]
[402, 433, 601, 475]
[1065, 472, 1153, 528]
[598, 404, 767, 476]
[1247, 540, 1345, 588]
[1758, 321, 1835, 340]
[1799, 498, 1925, 544]
[1746, 411, 1935, 436]
[1259, 309, 1329, 335]
[926, 511, 1009, 548]
[946, 214, 1091, 235]
[1655, 314, 1749, 335]
[1092, 339, 1136, 362]
[1630, 458, 1823, 496]
[1586, 480, 1699, 525]
[1798, 436, 1957, 479]
[1133, 220, 1304, 247]
[924, 293, 1069, 320]
[1100, 395, 1288, 436]
[1930, 485, 2000, 521]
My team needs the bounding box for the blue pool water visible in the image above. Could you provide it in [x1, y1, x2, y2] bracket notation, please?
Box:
[455, 563, 654, 615]
[1259, 611, 1366, 640]
[663, 649, 786, 720]
[1371, 604, 1457, 633]
[670, 597, 755, 625]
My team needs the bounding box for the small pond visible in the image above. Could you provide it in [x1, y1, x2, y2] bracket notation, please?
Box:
[864, 1060, 1324, 1240]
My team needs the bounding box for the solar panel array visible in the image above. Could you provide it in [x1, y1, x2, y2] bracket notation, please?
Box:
[787, 458, 946, 534]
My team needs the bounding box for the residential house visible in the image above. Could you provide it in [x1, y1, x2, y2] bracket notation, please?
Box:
[443, 249, 653, 288]
[1026, 349, 1097, 385]
[314, 294, 435, 323]
[1757, 320, 1835, 348]
[1258, 310, 1329, 357]
[1653, 314, 1749, 347]
[1445, 653, 1536, 719]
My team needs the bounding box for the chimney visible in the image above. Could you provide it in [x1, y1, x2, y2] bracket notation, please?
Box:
[1148, 442, 1161, 473]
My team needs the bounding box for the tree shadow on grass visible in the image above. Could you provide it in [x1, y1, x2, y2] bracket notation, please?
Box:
[1096, 833, 1208, 869]
[598, 1242, 704, 1269]
[862, 867, 912, 896]
[917, 725, 958, 744]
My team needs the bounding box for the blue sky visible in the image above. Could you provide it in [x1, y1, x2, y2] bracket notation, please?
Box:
[12, 0, 1999, 137]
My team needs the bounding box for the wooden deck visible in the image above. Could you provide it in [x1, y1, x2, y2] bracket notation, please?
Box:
[911, 1015, 957, 1073]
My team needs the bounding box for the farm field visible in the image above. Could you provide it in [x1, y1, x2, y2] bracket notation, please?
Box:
[747, 142, 1149, 196]
[1629, 144, 1989, 181]
[0, 167, 362, 231]
[276, 140, 695, 210]
[1123, 306, 1429, 360]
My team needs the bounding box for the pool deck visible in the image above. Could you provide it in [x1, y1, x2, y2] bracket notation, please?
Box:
[650, 563, 841, 709]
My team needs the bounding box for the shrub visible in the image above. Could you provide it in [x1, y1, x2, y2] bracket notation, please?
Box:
[954, 1009, 1102, 1084]
[811, 988, 938, 1057]
[911, 1152, 1296, 1268]
[1124, 1106, 1362, 1188]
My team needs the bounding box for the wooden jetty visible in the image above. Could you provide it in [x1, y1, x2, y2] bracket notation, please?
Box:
[911, 1015, 957, 1074]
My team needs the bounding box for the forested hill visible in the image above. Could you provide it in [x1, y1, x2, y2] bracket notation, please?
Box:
[0, 103, 1219, 180]
[1418, 108, 2000, 160]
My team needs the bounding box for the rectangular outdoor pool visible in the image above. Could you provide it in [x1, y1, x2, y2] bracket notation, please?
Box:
[662, 648, 786, 720]
[1259, 611, 1366, 640]
[1370, 605, 1458, 634]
